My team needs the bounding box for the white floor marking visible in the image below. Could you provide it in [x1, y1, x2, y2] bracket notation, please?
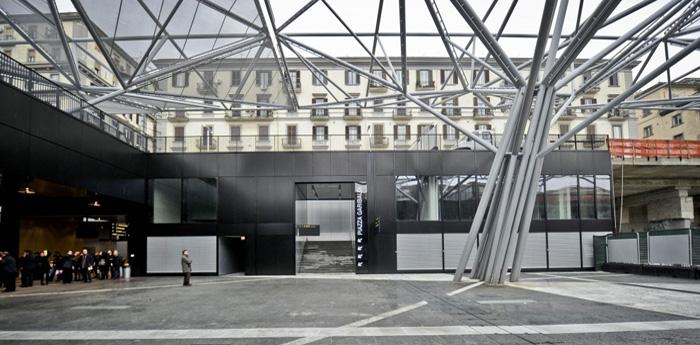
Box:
[476, 299, 536, 305]
[71, 306, 131, 310]
[0, 277, 280, 299]
[1, 320, 698, 340]
[446, 281, 484, 296]
[519, 273, 630, 281]
[280, 301, 429, 345]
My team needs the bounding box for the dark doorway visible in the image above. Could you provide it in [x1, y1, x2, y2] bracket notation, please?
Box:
[218, 236, 245, 275]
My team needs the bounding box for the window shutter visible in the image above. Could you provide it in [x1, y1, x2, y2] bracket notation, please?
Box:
[184, 72, 189, 87]
[452, 71, 458, 84]
[484, 70, 490, 83]
[417, 125, 421, 139]
[443, 125, 447, 139]
[171, 74, 177, 87]
[486, 124, 492, 130]
[357, 126, 361, 138]
[324, 126, 329, 140]
[440, 70, 445, 84]
[393, 125, 398, 140]
[345, 126, 350, 140]
[406, 125, 411, 139]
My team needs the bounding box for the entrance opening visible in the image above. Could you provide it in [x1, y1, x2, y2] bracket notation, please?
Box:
[295, 183, 357, 273]
[218, 236, 245, 275]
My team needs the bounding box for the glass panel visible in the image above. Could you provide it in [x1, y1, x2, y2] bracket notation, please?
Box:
[545, 175, 579, 220]
[533, 175, 546, 220]
[579, 175, 595, 219]
[460, 176, 482, 221]
[418, 176, 440, 221]
[183, 178, 217, 222]
[440, 176, 460, 221]
[396, 176, 418, 220]
[596, 175, 612, 219]
[152, 179, 181, 224]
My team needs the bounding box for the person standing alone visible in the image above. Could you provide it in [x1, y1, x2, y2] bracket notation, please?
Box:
[1, 252, 17, 292]
[181, 249, 192, 287]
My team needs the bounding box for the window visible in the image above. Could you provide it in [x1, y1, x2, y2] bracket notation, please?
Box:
[256, 94, 271, 117]
[346, 125, 361, 142]
[545, 175, 579, 220]
[532, 176, 546, 220]
[27, 25, 37, 39]
[471, 69, 489, 83]
[586, 125, 596, 141]
[258, 125, 269, 142]
[201, 125, 214, 147]
[443, 125, 458, 141]
[231, 94, 243, 116]
[395, 101, 407, 116]
[231, 70, 241, 86]
[286, 125, 298, 144]
[440, 176, 460, 221]
[582, 71, 591, 83]
[559, 124, 570, 135]
[172, 72, 188, 87]
[674, 133, 685, 140]
[174, 127, 185, 143]
[203, 100, 213, 114]
[369, 70, 384, 87]
[372, 123, 384, 140]
[312, 69, 328, 86]
[345, 70, 360, 85]
[395, 176, 419, 220]
[580, 98, 596, 113]
[256, 70, 271, 88]
[152, 179, 181, 224]
[473, 97, 491, 116]
[608, 73, 619, 87]
[643, 125, 653, 138]
[313, 125, 328, 142]
[642, 109, 652, 117]
[441, 97, 460, 116]
[202, 70, 215, 85]
[579, 175, 595, 219]
[288, 70, 301, 89]
[229, 126, 241, 142]
[440, 69, 458, 85]
[182, 178, 217, 222]
[672, 114, 683, 127]
[596, 175, 612, 219]
[612, 125, 623, 139]
[345, 97, 361, 116]
[26, 49, 35, 62]
[394, 124, 411, 142]
[416, 69, 433, 87]
[312, 97, 328, 116]
[373, 99, 384, 113]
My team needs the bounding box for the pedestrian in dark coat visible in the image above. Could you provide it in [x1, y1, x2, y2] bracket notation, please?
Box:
[1, 252, 17, 292]
[111, 250, 122, 279]
[62, 251, 74, 284]
[38, 250, 50, 285]
[80, 249, 94, 283]
[19, 251, 36, 287]
[181, 249, 192, 286]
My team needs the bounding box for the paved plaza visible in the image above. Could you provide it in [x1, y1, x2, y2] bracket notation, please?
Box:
[0, 272, 699, 344]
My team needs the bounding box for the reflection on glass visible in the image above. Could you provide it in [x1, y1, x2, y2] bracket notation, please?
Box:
[152, 179, 181, 224]
[545, 175, 579, 219]
[532, 175, 546, 220]
[579, 175, 595, 219]
[396, 176, 419, 220]
[460, 176, 483, 221]
[183, 178, 217, 222]
[440, 176, 460, 221]
[418, 176, 440, 221]
[596, 175, 612, 219]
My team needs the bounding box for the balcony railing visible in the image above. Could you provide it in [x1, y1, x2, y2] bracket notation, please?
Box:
[0, 51, 153, 152]
[155, 134, 610, 153]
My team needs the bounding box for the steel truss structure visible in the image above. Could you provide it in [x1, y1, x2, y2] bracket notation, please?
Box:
[1, 0, 699, 283]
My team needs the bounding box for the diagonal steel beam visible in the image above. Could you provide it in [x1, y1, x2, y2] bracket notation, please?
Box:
[46, 0, 81, 89]
[363, 0, 385, 107]
[449, 0, 524, 88]
[198, 0, 263, 32]
[425, 0, 469, 90]
[277, 0, 320, 32]
[399, 0, 408, 93]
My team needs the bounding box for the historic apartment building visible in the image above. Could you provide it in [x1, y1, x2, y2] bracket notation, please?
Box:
[636, 78, 700, 140]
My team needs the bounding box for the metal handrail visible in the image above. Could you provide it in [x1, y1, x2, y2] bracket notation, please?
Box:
[0, 52, 153, 152]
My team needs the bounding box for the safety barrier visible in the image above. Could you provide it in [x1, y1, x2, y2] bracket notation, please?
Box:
[608, 139, 700, 159]
[600, 229, 699, 267]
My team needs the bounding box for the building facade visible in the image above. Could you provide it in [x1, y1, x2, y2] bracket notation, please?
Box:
[636, 78, 700, 140]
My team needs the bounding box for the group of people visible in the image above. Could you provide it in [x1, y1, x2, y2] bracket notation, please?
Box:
[0, 248, 125, 292]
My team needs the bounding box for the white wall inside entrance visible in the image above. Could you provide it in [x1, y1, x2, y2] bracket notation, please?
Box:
[296, 200, 354, 241]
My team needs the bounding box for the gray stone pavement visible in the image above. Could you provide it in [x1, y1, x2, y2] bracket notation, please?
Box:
[0, 272, 698, 344]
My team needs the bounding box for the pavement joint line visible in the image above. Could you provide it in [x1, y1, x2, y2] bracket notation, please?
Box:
[1, 320, 699, 340]
[280, 300, 429, 345]
[0, 277, 282, 299]
[446, 281, 485, 296]
[476, 299, 537, 304]
[519, 273, 631, 281]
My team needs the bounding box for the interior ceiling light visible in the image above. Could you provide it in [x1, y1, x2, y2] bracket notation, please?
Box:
[17, 180, 35, 195]
[88, 200, 101, 208]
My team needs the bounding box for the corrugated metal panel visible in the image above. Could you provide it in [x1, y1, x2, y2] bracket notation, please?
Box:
[581, 232, 611, 268]
[693, 230, 700, 266]
[548, 232, 581, 268]
[649, 231, 691, 266]
[396, 233, 443, 271]
[608, 238, 639, 264]
[443, 233, 477, 270]
[147, 236, 217, 273]
[638, 233, 649, 264]
[522, 232, 547, 269]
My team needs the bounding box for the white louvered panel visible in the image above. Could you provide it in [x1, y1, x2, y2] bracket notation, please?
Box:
[396, 234, 443, 271]
[649, 234, 690, 266]
[147, 236, 217, 273]
[443, 233, 478, 270]
[548, 232, 582, 268]
[608, 238, 639, 264]
[581, 232, 611, 268]
[522, 232, 547, 269]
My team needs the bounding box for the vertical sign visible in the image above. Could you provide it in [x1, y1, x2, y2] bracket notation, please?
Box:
[355, 191, 368, 273]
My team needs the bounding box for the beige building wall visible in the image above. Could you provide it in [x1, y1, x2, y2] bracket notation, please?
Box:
[637, 80, 700, 140]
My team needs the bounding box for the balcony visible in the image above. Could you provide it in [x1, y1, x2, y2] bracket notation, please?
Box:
[282, 136, 302, 149]
[441, 108, 461, 117]
[392, 109, 412, 120]
[415, 80, 435, 90]
[292, 82, 302, 93]
[394, 138, 412, 149]
[583, 86, 600, 94]
[227, 139, 244, 151]
[196, 137, 218, 151]
[560, 109, 577, 120]
[369, 82, 387, 92]
[345, 139, 362, 149]
[370, 136, 389, 148]
[311, 109, 329, 121]
[255, 137, 272, 150]
[344, 107, 362, 121]
[607, 109, 629, 121]
[225, 110, 274, 121]
[167, 113, 189, 123]
[473, 109, 493, 120]
[312, 138, 329, 150]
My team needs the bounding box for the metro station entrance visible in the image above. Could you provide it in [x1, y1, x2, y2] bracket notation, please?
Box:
[294, 182, 365, 273]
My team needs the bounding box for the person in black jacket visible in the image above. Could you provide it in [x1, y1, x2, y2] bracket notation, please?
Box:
[19, 250, 36, 288]
[62, 251, 73, 284]
[38, 250, 50, 285]
[1, 252, 17, 292]
[111, 250, 122, 280]
[79, 249, 94, 283]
